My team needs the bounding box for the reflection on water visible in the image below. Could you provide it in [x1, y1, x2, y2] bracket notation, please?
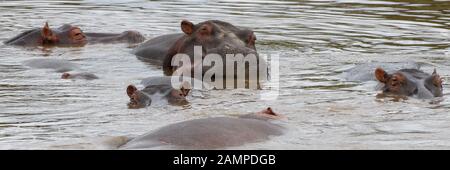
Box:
[0, 0, 449, 149]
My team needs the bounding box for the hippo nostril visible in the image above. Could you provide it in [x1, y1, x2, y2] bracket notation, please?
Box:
[412, 88, 419, 95]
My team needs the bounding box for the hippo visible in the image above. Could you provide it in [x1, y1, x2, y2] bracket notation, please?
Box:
[4, 22, 145, 47]
[375, 68, 443, 99]
[132, 20, 266, 88]
[341, 61, 421, 82]
[126, 76, 193, 109]
[23, 58, 79, 73]
[119, 107, 285, 150]
[61, 72, 99, 80]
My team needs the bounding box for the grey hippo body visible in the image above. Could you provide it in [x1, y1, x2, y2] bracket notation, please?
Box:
[132, 33, 184, 65]
[119, 108, 285, 149]
[23, 58, 99, 80]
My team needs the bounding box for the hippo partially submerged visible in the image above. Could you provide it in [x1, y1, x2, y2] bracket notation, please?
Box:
[4, 22, 145, 47]
[119, 107, 285, 149]
[341, 61, 421, 82]
[375, 68, 443, 99]
[133, 20, 266, 88]
[61, 72, 99, 80]
[23, 58, 99, 80]
[126, 76, 193, 108]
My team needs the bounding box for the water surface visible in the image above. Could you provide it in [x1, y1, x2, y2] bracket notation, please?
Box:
[0, 0, 449, 149]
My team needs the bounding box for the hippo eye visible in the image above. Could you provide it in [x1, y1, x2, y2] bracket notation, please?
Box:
[199, 26, 211, 35]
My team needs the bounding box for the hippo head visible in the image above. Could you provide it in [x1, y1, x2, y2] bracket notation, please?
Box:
[61, 73, 71, 79]
[375, 68, 444, 98]
[240, 107, 286, 120]
[163, 20, 259, 76]
[375, 68, 418, 97]
[126, 85, 151, 109]
[5, 22, 87, 46]
[167, 81, 191, 105]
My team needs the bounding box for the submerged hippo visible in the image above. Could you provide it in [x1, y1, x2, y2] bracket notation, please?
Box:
[4, 22, 145, 47]
[61, 72, 99, 80]
[375, 68, 443, 99]
[126, 76, 193, 108]
[23, 58, 79, 73]
[133, 20, 266, 88]
[119, 107, 285, 150]
[341, 61, 421, 82]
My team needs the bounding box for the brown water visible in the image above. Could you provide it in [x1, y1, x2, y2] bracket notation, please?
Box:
[0, 0, 449, 149]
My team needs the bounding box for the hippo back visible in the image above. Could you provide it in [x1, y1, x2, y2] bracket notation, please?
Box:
[4, 28, 41, 46]
[132, 33, 184, 65]
[23, 58, 79, 72]
[120, 117, 283, 149]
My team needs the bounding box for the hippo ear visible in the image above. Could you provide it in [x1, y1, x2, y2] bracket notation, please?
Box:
[375, 68, 389, 83]
[247, 33, 256, 46]
[41, 22, 54, 39]
[431, 69, 443, 87]
[181, 20, 194, 35]
[180, 81, 192, 97]
[127, 85, 138, 98]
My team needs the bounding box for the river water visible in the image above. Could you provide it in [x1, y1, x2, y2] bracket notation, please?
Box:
[0, 0, 449, 149]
